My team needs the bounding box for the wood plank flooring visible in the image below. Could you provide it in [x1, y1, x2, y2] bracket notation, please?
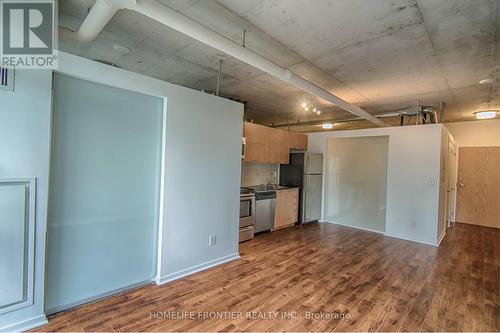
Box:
[34, 222, 500, 332]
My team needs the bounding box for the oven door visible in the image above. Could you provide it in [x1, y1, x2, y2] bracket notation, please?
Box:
[239, 195, 255, 228]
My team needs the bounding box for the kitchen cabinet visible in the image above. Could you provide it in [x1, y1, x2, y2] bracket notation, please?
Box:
[289, 132, 308, 151]
[274, 188, 299, 230]
[245, 122, 266, 144]
[243, 122, 306, 164]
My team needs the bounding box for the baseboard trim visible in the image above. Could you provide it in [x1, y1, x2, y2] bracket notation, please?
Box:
[0, 315, 48, 332]
[322, 219, 385, 235]
[438, 231, 446, 246]
[45, 279, 155, 315]
[384, 232, 438, 247]
[322, 220, 438, 247]
[156, 253, 240, 286]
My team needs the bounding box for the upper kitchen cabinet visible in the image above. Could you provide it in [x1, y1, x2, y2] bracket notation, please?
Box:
[245, 122, 266, 144]
[289, 132, 308, 151]
[243, 122, 307, 164]
[244, 122, 266, 163]
[265, 127, 289, 164]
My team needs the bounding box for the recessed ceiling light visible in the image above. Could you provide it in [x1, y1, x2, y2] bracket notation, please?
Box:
[479, 78, 496, 85]
[322, 123, 333, 129]
[474, 110, 498, 120]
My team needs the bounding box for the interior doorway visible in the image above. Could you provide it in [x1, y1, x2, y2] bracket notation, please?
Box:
[456, 147, 500, 229]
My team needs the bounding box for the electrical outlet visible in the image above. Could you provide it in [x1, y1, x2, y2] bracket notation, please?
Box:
[209, 235, 216, 247]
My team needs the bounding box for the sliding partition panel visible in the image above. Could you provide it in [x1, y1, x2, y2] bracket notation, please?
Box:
[325, 136, 389, 232]
[46, 74, 163, 313]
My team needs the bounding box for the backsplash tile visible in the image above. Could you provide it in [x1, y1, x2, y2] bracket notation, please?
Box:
[241, 162, 279, 187]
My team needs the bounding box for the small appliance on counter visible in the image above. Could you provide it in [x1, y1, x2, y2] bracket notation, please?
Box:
[239, 188, 255, 242]
[280, 152, 323, 224]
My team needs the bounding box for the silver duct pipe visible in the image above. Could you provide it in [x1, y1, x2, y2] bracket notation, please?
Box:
[74, 0, 386, 127]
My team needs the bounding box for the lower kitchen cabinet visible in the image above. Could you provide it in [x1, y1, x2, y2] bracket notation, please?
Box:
[274, 188, 299, 230]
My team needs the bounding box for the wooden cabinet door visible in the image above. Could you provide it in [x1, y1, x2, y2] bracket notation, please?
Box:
[277, 130, 290, 164]
[274, 190, 288, 229]
[244, 122, 267, 163]
[244, 142, 265, 163]
[244, 122, 265, 144]
[289, 132, 308, 151]
[287, 188, 299, 224]
[264, 126, 280, 164]
[274, 189, 299, 229]
[243, 122, 298, 164]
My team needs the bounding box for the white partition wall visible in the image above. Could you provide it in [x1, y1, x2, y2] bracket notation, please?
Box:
[0, 52, 243, 330]
[0, 69, 52, 332]
[308, 124, 444, 246]
[325, 137, 389, 233]
[45, 74, 163, 313]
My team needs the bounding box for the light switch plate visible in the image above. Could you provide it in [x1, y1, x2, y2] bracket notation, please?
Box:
[209, 235, 216, 246]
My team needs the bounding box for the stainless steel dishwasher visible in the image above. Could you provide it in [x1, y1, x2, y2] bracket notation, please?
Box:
[254, 191, 276, 233]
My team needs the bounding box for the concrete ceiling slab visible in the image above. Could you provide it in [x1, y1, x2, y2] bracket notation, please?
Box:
[217, 0, 422, 59]
[58, 0, 499, 129]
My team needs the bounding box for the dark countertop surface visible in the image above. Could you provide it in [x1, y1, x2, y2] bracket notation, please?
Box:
[241, 184, 300, 193]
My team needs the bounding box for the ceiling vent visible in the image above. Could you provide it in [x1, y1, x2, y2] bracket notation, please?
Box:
[0, 67, 14, 91]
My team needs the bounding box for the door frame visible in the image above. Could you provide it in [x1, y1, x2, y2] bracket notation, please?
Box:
[447, 139, 458, 227]
[47, 54, 168, 307]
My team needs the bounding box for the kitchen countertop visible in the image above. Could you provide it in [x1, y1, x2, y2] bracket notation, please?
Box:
[242, 184, 300, 193]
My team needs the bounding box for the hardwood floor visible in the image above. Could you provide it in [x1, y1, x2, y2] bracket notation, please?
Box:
[34, 222, 500, 332]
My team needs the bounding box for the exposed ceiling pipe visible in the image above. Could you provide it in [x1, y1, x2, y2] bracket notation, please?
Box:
[75, 0, 386, 127]
[76, 0, 136, 42]
[273, 105, 437, 128]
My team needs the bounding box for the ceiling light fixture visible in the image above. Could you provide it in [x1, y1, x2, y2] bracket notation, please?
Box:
[313, 108, 317, 112]
[322, 123, 333, 129]
[316, 110, 321, 115]
[479, 78, 496, 85]
[113, 44, 130, 54]
[304, 107, 309, 111]
[301, 102, 307, 108]
[474, 110, 498, 120]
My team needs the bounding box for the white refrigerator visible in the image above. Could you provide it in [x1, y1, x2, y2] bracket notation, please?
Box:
[279, 152, 323, 224]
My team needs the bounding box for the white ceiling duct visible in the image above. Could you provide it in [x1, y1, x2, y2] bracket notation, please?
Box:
[75, 0, 386, 127]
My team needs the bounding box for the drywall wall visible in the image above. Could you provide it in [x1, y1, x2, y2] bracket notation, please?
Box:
[56, 51, 243, 284]
[0, 70, 52, 330]
[445, 119, 500, 147]
[308, 124, 444, 246]
[0, 52, 243, 330]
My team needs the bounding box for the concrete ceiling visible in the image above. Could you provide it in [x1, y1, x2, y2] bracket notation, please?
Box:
[58, 0, 499, 131]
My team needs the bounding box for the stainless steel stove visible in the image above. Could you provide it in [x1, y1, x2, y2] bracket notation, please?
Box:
[239, 188, 255, 242]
